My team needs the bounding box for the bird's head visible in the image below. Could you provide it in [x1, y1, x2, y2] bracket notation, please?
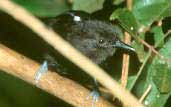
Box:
[66, 19, 135, 64]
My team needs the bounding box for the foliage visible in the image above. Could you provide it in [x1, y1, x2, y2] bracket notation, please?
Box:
[0, 0, 171, 107]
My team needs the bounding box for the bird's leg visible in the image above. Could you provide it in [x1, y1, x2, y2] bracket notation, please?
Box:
[35, 60, 48, 83]
[87, 78, 100, 107]
[34, 54, 54, 83]
[34, 54, 64, 83]
[35, 53, 57, 83]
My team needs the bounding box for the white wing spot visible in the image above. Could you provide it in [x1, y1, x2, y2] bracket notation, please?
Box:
[74, 16, 81, 22]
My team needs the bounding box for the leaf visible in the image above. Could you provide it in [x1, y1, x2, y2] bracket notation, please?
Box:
[143, 82, 170, 107]
[132, 0, 171, 26]
[151, 26, 165, 47]
[113, 0, 124, 5]
[132, 74, 170, 107]
[72, 0, 105, 13]
[13, 0, 70, 17]
[132, 37, 171, 106]
[132, 33, 146, 62]
[151, 37, 171, 93]
[110, 8, 139, 36]
[133, 0, 166, 10]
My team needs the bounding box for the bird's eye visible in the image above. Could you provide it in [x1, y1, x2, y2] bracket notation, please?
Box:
[99, 39, 104, 44]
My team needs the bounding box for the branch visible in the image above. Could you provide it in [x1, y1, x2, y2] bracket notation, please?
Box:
[139, 84, 152, 103]
[120, 0, 132, 88]
[0, 43, 113, 107]
[0, 0, 144, 107]
[121, 32, 131, 88]
[137, 38, 164, 59]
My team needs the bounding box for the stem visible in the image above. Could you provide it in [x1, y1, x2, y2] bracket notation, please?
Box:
[120, 0, 132, 88]
[139, 84, 152, 103]
[121, 32, 131, 88]
[129, 51, 152, 90]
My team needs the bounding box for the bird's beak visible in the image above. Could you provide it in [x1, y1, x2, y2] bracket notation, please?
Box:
[113, 40, 135, 52]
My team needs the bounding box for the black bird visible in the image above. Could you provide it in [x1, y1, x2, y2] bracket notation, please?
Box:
[36, 10, 135, 105]
[45, 11, 135, 64]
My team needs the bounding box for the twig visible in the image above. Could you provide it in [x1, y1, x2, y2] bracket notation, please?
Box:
[120, 0, 132, 88]
[121, 32, 131, 88]
[164, 30, 171, 37]
[137, 38, 164, 59]
[155, 29, 171, 47]
[136, 21, 168, 61]
[0, 43, 113, 107]
[134, 26, 165, 60]
[127, 0, 132, 10]
[129, 51, 152, 90]
[0, 0, 144, 107]
[136, 26, 163, 59]
[139, 84, 152, 103]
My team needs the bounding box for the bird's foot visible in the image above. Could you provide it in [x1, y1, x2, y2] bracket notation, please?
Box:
[87, 90, 100, 107]
[35, 61, 48, 83]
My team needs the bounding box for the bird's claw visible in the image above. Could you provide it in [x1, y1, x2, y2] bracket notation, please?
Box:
[35, 61, 48, 83]
[87, 90, 100, 107]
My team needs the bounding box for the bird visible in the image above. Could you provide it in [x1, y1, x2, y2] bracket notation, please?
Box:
[44, 11, 135, 64]
[35, 10, 135, 106]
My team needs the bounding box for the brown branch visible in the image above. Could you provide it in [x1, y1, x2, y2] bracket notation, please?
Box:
[137, 27, 164, 60]
[121, 32, 131, 88]
[0, 0, 144, 107]
[0, 43, 113, 107]
[139, 84, 152, 103]
[120, 0, 132, 88]
[127, 0, 132, 10]
[137, 37, 164, 59]
[137, 22, 168, 61]
[136, 22, 165, 60]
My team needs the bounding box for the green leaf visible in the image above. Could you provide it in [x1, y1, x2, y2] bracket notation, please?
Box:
[151, 26, 165, 47]
[132, 0, 171, 26]
[132, 36, 171, 106]
[13, 0, 70, 17]
[132, 33, 146, 62]
[110, 8, 139, 36]
[133, 0, 166, 10]
[161, 7, 171, 18]
[72, 0, 105, 13]
[143, 82, 170, 107]
[145, 37, 171, 93]
[152, 62, 171, 93]
[127, 76, 136, 90]
[132, 74, 170, 107]
[151, 37, 171, 93]
[113, 0, 124, 5]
